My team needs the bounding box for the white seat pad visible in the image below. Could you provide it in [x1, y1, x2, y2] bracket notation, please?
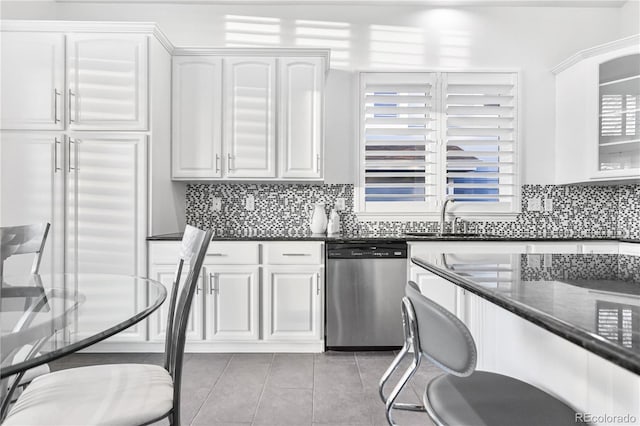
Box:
[19, 362, 50, 385]
[5, 363, 173, 426]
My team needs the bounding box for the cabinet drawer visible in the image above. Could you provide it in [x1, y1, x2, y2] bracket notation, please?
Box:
[265, 242, 323, 264]
[206, 242, 259, 264]
[148, 242, 181, 264]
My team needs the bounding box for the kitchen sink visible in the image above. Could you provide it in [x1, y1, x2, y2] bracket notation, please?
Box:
[404, 232, 496, 238]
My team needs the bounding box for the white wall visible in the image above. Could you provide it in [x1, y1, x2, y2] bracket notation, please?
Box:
[1, 2, 632, 184]
[619, 0, 640, 38]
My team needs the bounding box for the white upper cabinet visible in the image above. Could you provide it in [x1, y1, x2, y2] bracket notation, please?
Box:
[279, 57, 324, 179]
[172, 56, 223, 179]
[67, 34, 148, 131]
[223, 57, 277, 178]
[554, 35, 640, 184]
[1, 33, 65, 130]
[1, 25, 151, 132]
[171, 50, 328, 181]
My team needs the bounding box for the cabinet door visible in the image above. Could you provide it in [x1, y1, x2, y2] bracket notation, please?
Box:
[147, 263, 205, 342]
[67, 34, 148, 131]
[1, 32, 65, 130]
[223, 57, 276, 178]
[172, 56, 223, 179]
[262, 266, 322, 341]
[66, 134, 147, 277]
[279, 57, 324, 179]
[0, 133, 64, 277]
[204, 265, 259, 340]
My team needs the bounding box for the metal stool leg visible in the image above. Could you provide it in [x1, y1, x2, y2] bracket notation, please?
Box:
[379, 342, 409, 403]
[379, 298, 425, 425]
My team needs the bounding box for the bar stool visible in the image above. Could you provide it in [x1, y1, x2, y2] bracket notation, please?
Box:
[379, 281, 584, 426]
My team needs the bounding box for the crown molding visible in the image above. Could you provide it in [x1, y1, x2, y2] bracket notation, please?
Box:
[552, 34, 640, 74]
[52, 0, 629, 6]
[173, 47, 331, 70]
[0, 20, 175, 53]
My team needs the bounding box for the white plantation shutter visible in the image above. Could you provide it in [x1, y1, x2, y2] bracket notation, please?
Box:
[444, 73, 517, 210]
[361, 73, 438, 212]
[358, 71, 519, 216]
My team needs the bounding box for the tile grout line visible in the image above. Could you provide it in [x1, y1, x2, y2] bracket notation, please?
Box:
[311, 353, 316, 424]
[189, 354, 234, 426]
[249, 352, 276, 426]
[353, 353, 374, 426]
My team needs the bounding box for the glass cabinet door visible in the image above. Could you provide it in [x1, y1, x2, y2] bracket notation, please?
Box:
[598, 54, 640, 172]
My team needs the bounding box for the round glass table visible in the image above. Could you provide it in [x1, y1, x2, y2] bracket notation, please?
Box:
[0, 273, 167, 379]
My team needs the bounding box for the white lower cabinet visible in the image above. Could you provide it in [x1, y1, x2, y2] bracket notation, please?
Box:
[146, 240, 324, 351]
[204, 265, 260, 341]
[148, 263, 205, 342]
[262, 266, 322, 341]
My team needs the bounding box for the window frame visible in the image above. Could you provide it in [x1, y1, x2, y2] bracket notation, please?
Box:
[355, 69, 522, 221]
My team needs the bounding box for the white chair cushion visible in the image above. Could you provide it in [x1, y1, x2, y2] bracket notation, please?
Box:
[18, 362, 50, 385]
[5, 363, 173, 426]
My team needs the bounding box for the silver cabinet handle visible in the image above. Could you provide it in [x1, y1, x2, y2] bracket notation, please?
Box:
[68, 139, 77, 172]
[215, 154, 220, 173]
[54, 138, 61, 172]
[282, 253, 311, 257]
[227, 154, 233, 171]
[208, 273, 218, 294]
[209, 253, 226, 257]
[316, 272, 321, 295]
[54, 89, 61, 123]
[68, 89, 76, 123]
[316, 154, 321, 172]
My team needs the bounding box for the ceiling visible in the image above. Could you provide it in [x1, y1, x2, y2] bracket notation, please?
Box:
[49, 0, 630, 6]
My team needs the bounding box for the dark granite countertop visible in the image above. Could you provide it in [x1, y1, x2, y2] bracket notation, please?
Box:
[412, 253, 640, 374]
[147, 231, 639, 244]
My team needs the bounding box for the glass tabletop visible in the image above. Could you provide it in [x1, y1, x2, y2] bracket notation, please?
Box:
[0, 273, 167, 379]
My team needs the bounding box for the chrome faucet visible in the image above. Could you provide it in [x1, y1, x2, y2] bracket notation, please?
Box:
[440, 198, 455, 234]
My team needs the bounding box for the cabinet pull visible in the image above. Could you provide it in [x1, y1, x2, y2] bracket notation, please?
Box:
[54, 138, 61, 172]
[282, 253, 311, 256]
[68, 139, 77, 172]
[68, 89, 76, 123]
[209, 253, 226, 257]
[215, 154, 220, 173]
[54, 89, 61, 123]
[227, 154, 233, 171]
[316, 154, 321, 173]
[209, 273, 218, 294]
[316, 272, 321, 295]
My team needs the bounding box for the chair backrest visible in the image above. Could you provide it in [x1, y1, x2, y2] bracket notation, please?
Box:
[404, 281, 477, 377]
[162, 226, 212, 407]
[0, 223, 51, 276]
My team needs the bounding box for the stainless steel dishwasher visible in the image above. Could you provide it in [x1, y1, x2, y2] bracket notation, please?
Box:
[326, 241, 407, 350]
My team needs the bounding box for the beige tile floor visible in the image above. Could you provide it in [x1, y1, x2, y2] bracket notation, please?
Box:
[51, 351, 439, 426]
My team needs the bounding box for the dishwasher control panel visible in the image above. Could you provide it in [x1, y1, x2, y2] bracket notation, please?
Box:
[326, 242, 407, 259]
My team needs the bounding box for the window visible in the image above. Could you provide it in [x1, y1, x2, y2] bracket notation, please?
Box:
[357, 71, 519, 218]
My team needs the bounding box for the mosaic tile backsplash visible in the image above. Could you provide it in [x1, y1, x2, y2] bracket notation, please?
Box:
[186, 184, 639, 239]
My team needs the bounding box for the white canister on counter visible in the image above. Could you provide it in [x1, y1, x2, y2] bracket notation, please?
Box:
[327, 208, 341, 235]
[309, 202, 328, 234]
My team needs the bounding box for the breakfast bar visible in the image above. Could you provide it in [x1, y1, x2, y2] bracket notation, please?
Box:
[411, 252, 640, 422]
